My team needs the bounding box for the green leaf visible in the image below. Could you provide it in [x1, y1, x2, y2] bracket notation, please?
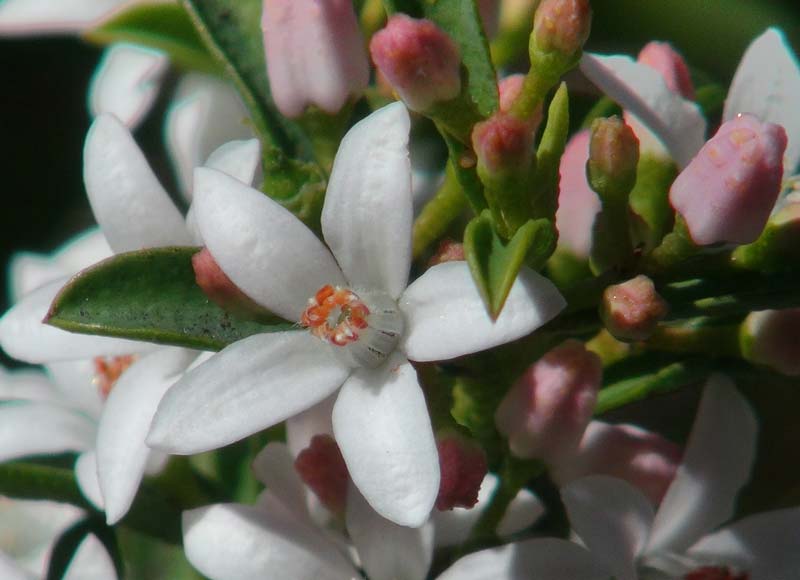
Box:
[441, 130, 487, 214]
[45, 247, 292, 352]
[84, 3, 217, 73]
[533, 83, 570, 220]
[464, 211, 556, 317]
[181, 0, 304, 155]
[384, 0, 498, 117]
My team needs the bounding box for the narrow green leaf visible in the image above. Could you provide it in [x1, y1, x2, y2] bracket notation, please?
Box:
[46, 519, 94, 580]
[384, 0, 498, 117]
[441, 131, 487, 214]
[45, 247, 292, 352]
[180, 0, 304, 154]
[464, 211, 556, 317]
[83, 3, 217, 73]
[533, 83, 570, 220]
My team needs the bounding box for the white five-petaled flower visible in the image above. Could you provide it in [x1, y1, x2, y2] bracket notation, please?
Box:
[147, 102, 567, 527]
[561, 374, 800, 580]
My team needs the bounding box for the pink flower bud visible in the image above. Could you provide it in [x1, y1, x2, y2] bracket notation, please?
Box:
[471, 113, 535, 175]
[532, 0, 592, 57]
[192, 248, 268, 320]
[588, 116, 640, 196]
[670, 114, 787, 245]
[262, 0, 369, 118]
[742, 308, 800, 376]
[428, 239, 465, 267]
[495, 340, 602, 463]
[554, 421, 682, 505]
[601, 275, 668, 341]
[555, 129, 600, 258]
[498, 74, 525, 114]
[370, 14, 462, 111]
[638, 41, 695, 100]
[294, 434, 349, 514]
[436, 432, 488, 511]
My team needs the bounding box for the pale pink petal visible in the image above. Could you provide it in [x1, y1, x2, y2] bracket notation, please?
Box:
[555, 129, 600, 258]
[251, 442, 310, 520]
[0, 0, 126, 35]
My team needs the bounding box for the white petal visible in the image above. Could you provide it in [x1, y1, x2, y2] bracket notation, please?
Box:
[88, 43, 168, 129]
[647, 374, 757, 554]
[433, 473, 544, 547]
[75, 450, 105, 510]
[83, 114, 191, 253]
[724, 28, 800, 177]
[0, 278, 157, 364]
[689, 508, 800, 580]
[193, 167, 345, 321]
[251, 442, 309, 519]
[183, 502, 359, 580]
[204, 139, 262, 186]
[97, 348, 195, 524]
[346, 485, 433, 580]
[0, 553, 31, 580]
[322, 103, 413, 298]
[148, 332, 350, 454]
[0, 367, 64, 405]
[52, 229, 113, 274]
[580, 53, 707, 168]
[166, 74, 252, 198]
[435, 538, 608, 580]
[46, 360, 104, 418]
[286, 394, 336, 457]
[64, 534, 118, 580]
[562, 476, 655, 580]
[0, 0, 124, 35]
[332, 353, 439, 527]
[0, 402, 95, 462]
[401, 263, 566, 362]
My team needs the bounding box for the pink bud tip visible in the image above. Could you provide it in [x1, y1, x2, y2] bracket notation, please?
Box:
[532, 0, 592, 56]
[370, 14, 462, 111]
[638, 41, 695, 99]
[262, 0, 369, 118]
[555, 421, 682, 505]
[588, 116, 640, 190]
[495, 340, 602, 463]
[429, 239, 465, 267]
[471, 113, 535, 175]
[743, 308, 800, 376]
[556, 129, 601, 258]
[435, 432, 488, 511]
[294, 434, 349, 514]
[601, 275, 668, 341]
[498, 74, 544, 126]
[670, 114, 788, 245]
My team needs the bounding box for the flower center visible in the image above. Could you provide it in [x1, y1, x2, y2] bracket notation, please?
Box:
[300, 284, 403, 368]
[93, 355, 136, 399]
[684, 566, 749, 580]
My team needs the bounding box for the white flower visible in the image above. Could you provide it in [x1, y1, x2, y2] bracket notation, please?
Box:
[561, 374, 800, 580]
[147, 102, 566, 526]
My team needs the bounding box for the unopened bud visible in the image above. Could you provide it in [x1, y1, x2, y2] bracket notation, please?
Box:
[428, 239, 465, 267]
[495, 340, 602, 463]
[601, 275, 668, 342]
[498, 74, 544, 128]
[370, 14, 462, 112]
[670, 114, 787, 245]
[192, 248, 271, 320]
[532, 0, 591, 58]
[478, 0, 500, 38]
[262, 0, 369, 118]
[637, 41, 695, 99]
[553, 421, 681, 505]
[741, 308, 800, 376]
[733, 199, 800, 270]
[294, 434, 349, 514]
[436, 432, 488, 511]
[588, 116, 640, 199]
[555, 129, 600, 259]
[472, 113, 535, 176]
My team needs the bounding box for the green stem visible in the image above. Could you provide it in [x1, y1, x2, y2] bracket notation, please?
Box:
[645, 323, 741, 358]
[412, 164, 467, 258]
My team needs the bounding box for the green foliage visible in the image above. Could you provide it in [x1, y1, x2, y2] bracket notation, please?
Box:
[45, 247, 292, 351]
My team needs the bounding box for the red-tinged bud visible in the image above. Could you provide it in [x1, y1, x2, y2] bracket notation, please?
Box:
[553, 421, 682, 505]
[685, 566, 749, 580]
[532, 0, 591, 58]
[428, 239, 465, 267]
[555, 129, 600, 259]
[588, 116, 640, 199]
[670, 114, 788, 245]
[192, 248, 269, 320]
[262, 0, 369, 118]
[495, 340, 602, 463]
[472, 113, 535, 176]
[478, 0, 500, 38]
[637, 41, 695, 100]
[741, 308, 800, 376]
[294, 434, 349, 515]
[601, 275, 668, 342]
[370, 15, 462, 112]
[435, 432, 488, 511]
[498, 74, 544, 127]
